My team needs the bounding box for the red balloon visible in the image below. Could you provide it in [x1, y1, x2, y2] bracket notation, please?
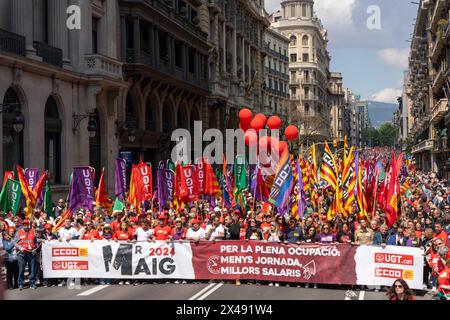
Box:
[244, 130, 258, 147]
[239, 121, 250, 132]
[284, 125, 299, 141]
[278, 141, 288, 155]
[239, 108, 253, 123]
[258, 136, 270, 151]
[267, 116, 282, 130]
[254, 113, 267, 126]
[250, 117, 265, 132]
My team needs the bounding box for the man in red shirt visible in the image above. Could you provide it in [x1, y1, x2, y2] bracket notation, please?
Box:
[437, 258, 450, 299]
[153, 214, 172, 240]
[111, 210, 124, 232]
[128, 217, 139, 239]
[433, 222, 449, 246]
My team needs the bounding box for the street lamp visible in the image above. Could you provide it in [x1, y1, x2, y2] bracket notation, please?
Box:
[115, 120, 136, 143]
[0, 103, 24, 133]
[72, 112, 98, 138]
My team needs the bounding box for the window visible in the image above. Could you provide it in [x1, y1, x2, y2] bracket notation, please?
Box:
[302, 4, 307, 17]
[45, 97, 62, 184]
[188, 48, 196, 74]
[159, 31, 169, 61]
[289, 35, 297, 46]
[304, 70, 309, 80]
[89, 110, 101, 186]
[302, 35, 308, 46]
[92, 17, 100, 54]
[269, 78, 272, 89]
[174, 41, 183, 68]
[2, 88, 23, 172]
[190, 8, 198, 24]
[303, 53, 309, 62]
[200, 55, 207, 81]
[290, 4, 295, 17]
[290, 54, 297, 62]
[305, 103, 310, 113]
[291, 87, 297, 95]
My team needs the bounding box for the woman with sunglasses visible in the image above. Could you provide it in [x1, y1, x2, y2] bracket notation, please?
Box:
[317, 224, 337, 244]
[386, 279, 415, 300]
[302, 226, 317, 243]
[80, 222, 99, 240]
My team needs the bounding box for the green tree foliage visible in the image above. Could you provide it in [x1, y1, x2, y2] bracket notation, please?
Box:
[363, 123, 396, 147]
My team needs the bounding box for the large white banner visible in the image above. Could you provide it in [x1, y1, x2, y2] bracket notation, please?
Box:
[354, 245, 424, 289]
[42, 240, 195, 279]
[42, 241, 424, 289]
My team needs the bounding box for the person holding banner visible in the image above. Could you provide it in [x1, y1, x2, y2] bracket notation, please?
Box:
[436, 258, 450, 300]
[186, 219, 206, 242]
[172, 218, 187, 240]
[14, 220, 38, 290]
[2, 227, 19, 289]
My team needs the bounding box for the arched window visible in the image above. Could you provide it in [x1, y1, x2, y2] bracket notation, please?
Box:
[89, 110, 101, 185]
[2, 88, 23, 172]
[289, 35, 297, 46]
[44, 97, 62, 184]
[302, 35, 309, 46]
[302, 3, 307, 17]
[163, 100, 174, 132]
[177, 105, 189, 130]
[126, 93, 137, 129]
[145, 96, 156, 131]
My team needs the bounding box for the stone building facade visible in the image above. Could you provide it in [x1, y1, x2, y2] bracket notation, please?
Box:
[263, 25, 290, 124]
[407, 0, 450, 179]
[0, 0, 233, 199]
[269, 0, 332, 147]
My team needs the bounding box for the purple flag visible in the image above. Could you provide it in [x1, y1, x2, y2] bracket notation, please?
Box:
[296, 158, 306, 220]
[25, 168, 39, 190]
[114, 159, 127, 200]
[69, 167, 95, 213]
[157, 168, 174, 210]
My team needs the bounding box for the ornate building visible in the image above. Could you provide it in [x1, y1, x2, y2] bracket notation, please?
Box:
[0, 0, 220, 199]
[205, 0, 270, 131]
[407, 0, 450, 179]
[0, 0, 127, 198]
[329, 72, 346, 141]
[269, 0, 332, 148]
[263, 25, 290, 124]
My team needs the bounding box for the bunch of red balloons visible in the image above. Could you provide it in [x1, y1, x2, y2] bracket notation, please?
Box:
[238, 108, 299, 155]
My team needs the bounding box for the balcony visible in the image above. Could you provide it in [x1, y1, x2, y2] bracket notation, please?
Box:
[0, 28, 25, 56]
[432, 61, 448, 90]
[431, 31, 446, 63]
[33, 41, 62, 67]
[431, 98, 448, 124]
[434, 138, 449, 152]
[84, 54, 123, 80]
[430, 0, 446, 33]
[412, 139, 436, 154]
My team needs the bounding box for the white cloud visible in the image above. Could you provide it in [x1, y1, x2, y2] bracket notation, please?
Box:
[370, 88, 402, 103]
[377, 48, 409, 69]
[265, 0, 356, 30]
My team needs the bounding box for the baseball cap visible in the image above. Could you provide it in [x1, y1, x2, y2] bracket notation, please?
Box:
[158, 214, 166, 220]
[191, 219, 201, 225]
[44, 223, 53, 230]
[22, 219, 31, 225]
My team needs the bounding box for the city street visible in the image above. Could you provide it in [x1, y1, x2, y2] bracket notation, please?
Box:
[5, 282, 433, 300]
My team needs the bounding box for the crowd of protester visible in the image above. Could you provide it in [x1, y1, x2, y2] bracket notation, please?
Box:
[0, 167, 450, 299]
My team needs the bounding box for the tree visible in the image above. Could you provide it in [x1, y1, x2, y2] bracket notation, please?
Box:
[363, 127, 379, 147]
[378, 123, 397, 146]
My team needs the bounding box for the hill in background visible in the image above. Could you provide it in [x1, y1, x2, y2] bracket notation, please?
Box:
[366, 101, 397, 128]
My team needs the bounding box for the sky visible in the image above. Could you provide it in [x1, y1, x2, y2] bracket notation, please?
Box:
[265, 0, 418, 104]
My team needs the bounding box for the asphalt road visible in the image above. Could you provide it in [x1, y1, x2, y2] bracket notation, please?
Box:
[4, 282, 433, 300]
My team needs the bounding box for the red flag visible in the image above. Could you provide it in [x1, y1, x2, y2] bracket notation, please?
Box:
[130, 163, 153, 209]
[256, 166, 270, 201]
[195, 158, 206, 195]
[204, 159, 221, 198]
[16, 166, 48, 216]
[385, 153, 400, 228]
[95, 168, 112, 210]
[3, 171, 14, 187]
[179, 165, 198, 203]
